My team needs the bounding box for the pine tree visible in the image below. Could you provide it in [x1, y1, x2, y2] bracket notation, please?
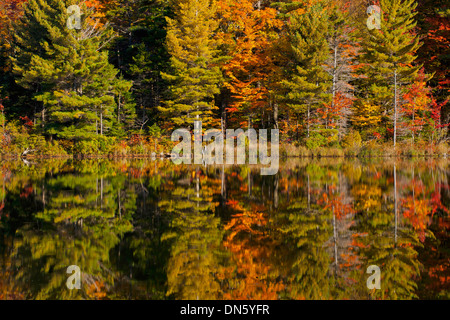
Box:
[11, 0, 134, 141]
[360, 0, 422, 146]
[159, 0, 223, 129]
[278, 0, 331, 141]
[110, 75, 136, 138]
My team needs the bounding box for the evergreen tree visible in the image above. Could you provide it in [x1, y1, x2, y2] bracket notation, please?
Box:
[359, 0, 422, 146]
[11, 0, 134, 141]
[278, 0, 331, 141]
[110, 76, 137, 137]
[159, 0, 223, 129]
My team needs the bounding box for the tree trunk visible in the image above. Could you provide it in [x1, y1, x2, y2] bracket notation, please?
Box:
[118, 93, 121, 122]
[394, 163, 398, 244]
[274, 175, 279, 209]
[100, 107, 103, 136]
[221, 98, 226, 138]
[307, 105, 310, 138]
[273, 101, 279, 129]
[412, 98, 415, 145]
[41, 107, 45, 129]
[248, 170, 251, 197]
[394, 70, 398, 148]
[332, 45, 337, 133]
[307, 173, 311, 210]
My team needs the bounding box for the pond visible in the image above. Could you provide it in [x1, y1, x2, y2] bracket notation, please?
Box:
[0, 158, 449, 299]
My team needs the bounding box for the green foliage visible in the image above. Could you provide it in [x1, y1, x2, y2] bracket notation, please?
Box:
[359, 0, 422, 145]
[148, 123, 161, 137]
[73, 136, 117, 155]
[341, 130, 362, 149]
[305, 130, 337, 150]
[278, 1, 332, 133]
[159, 0, 223, 128]
[12, 0, 134, 141]
[305, 132, 325, 150]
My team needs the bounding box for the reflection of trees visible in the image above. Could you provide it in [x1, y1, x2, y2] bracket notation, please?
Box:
[160, 168, 225, 300]
[274, 164, 338, 299]
[277, 202, 333, 299]
[221, 200, 284, 300]
[0, 159, 449, 300]
[351, 164, 422, 299]
[0, 237, 24, 299]
[401, 167, 448, 243]
[214, 166, 285, 300]
[416, 216, 450, 299]
[401, 165, 450, 299]
[12, 224, 117, 299]
[6, 161, 136, 299]
[110, 162, 170, 300]
[273, 163, 361, 299]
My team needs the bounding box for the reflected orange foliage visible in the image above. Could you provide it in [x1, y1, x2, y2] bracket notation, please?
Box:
[318, 184, 354, 220]
[86, 280, 107, 300]
[401, 181, 447, 242]
[221, 201, 284, 299]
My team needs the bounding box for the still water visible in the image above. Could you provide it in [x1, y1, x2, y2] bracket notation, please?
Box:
[0, 158, 449, 300]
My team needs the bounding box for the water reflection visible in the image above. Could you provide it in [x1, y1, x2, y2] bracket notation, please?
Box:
[0, 158, 449, 299]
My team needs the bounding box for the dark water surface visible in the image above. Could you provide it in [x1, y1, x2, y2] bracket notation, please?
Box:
[0, 158, 449, 299]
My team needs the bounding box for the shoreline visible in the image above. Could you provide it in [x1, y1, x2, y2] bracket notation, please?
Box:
[1, 154, 448, 161]
[1, 140, 449, 161]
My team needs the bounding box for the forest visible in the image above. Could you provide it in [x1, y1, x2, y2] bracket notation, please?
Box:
[1, 0, 449, 301]
[0, 0, 449, 158]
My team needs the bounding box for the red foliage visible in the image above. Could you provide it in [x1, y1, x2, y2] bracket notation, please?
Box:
[19, 116, 33, 128]
[19, 185, 33, 198]
[317, 184, 354, 220]
[430, 98, 449, 129]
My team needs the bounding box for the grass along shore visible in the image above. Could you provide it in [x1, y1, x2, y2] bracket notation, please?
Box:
[2, 138, 449, 160]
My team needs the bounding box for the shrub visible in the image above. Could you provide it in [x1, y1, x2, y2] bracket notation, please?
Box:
[341, 130, 362, 149]
[306, 132, 326, 150]
[39, 140, 68, 156]
[73, 139, 99, 155]
[359, 140, 381, 157]
[72, 136, 119, 155]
